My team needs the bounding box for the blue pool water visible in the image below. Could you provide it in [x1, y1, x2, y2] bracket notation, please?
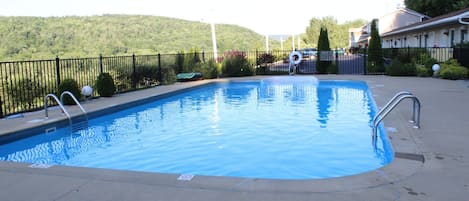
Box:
[0, 77, 392, 179]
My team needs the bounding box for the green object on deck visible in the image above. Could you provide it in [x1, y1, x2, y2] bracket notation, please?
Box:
[176, 72, 203, 81]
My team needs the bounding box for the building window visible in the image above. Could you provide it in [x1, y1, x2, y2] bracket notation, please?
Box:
[461, 30, 467, 44]
[424, 34, 428, 48]
[450, 30, 455, 47]
[419, 35, 422, 48]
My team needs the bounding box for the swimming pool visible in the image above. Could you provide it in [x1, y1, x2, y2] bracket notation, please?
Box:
[0, 77, 393, 179]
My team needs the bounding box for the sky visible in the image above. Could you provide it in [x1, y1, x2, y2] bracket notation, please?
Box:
[0, 0, 404, 35]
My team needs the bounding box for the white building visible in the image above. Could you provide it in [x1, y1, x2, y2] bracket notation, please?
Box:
[381, 8, 469, 48]
[350, 7, 429, 48]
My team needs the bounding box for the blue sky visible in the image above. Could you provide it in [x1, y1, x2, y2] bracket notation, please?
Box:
[0, 0, 404, 35]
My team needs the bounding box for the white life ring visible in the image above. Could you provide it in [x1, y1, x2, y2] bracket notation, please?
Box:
[289, 51, 303, 65]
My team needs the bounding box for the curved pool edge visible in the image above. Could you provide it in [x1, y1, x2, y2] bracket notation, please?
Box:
[0, 75, 425, 194]
[0, 153, 423, 194]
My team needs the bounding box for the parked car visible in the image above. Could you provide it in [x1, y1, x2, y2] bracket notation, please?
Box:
[301, 48, 317, 58]
[333, 48, 345, 55]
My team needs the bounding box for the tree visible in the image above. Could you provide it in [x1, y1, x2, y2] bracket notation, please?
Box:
[305, 16, 366, 48]
[367, 19, 384, 73]
[316, 27, 332, 74]
[405, 0, 469, 17]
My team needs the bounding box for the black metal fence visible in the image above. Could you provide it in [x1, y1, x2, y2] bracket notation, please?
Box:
[1, 48, 467, 118]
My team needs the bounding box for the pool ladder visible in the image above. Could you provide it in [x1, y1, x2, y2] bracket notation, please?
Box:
[44, 91, 88, 133]
[372, 91, 421, 145]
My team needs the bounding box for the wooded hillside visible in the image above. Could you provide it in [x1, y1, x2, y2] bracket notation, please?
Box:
[0, 15, 279, 61]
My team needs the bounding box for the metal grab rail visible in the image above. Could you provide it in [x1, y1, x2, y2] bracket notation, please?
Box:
[60, 91, 88, 122]
[44, 91, 88, 133]
[44, 93, 72, 123]
[372, 92, 421, 145]
[372, 91, 413, 124]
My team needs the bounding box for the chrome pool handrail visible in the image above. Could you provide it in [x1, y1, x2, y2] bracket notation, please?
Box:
[372, 92, 421, 146]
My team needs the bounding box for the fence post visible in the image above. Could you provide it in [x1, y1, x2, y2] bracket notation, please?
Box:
[132, 54, 137, 89]
[157, 53, 162, 83]
[363, 48, 367, 75]
[0, 96, 3, 118]
[255, 49, 259, 66]
[55, 56, 61, 85]
[99, 54, 103, 74]
[335, 50, 339, 74]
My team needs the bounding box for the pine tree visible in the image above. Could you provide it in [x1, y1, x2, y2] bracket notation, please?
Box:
[316, 27, 332, 74]
[367, 19, 384, 73]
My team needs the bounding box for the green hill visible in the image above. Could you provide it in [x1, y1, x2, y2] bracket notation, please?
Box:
[0, 15, 280, 61]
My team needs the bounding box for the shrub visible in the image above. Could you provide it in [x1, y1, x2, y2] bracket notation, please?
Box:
[161, 67, 177, 84]
[221, 50, 254, 77]
[193, 59, 218, 79]
[316, 27, 331, 74]
[58, 78, 81, 105]
[257, 53, 275, 65]
[439, 67, 468, 80]
[412, 52, 438, 76]
[367, 19, 384, 73]
[7, 78, 44, 109]
[386, 59, 417, 76]
[327, 63, 338, 74]
[95, 73, 116, 97]
[438, 59, 468, 80]
[416, 65, 432, 77]
[183, 48, 201, 73]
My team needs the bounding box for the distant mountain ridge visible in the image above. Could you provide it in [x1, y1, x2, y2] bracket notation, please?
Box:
[0, 14, 280, 61]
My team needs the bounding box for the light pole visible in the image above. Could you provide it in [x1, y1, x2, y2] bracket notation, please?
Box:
[297, 35, 301, 50]
[209, 9, 218, 62]
[211, 22, 218, 62]
[292, 34, 295, 50]
[280, 36, 284, 52]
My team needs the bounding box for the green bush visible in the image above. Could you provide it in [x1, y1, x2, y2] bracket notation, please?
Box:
[413, 52, 438, 77]
[439, 67, 468, 80]
[327, 63, 338, 74]
[7, 78, 45, 109]
[161, 67, 177, 84]
[416, 65, 432, 77]
[386, 59, 417, 76]
[316, 27, 331, 74]
[183, 48, 202, 73]
[58, 78, 81, 105]
[193, 59, 218, 79]
[367, 19, 384, 73]
[222, 51, 254, 77]
[438, 59, 468, 80]
[257, 53, 275, 65]
[96, 73, 116, 97]
[133, 65, 159, 85]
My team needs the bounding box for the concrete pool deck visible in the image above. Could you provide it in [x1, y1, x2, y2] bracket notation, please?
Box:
[0, 75, 468, 201]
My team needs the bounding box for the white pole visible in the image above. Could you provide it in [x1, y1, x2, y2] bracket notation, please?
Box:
[265, 35, 269, 53]
[280, 36, 284, 51]
[297, 35, 301, 49]
[292, 34, 295, 50]
[211, 22, 218, 62]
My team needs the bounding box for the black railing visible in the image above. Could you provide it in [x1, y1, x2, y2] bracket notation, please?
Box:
[1, 48, 467, 118]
